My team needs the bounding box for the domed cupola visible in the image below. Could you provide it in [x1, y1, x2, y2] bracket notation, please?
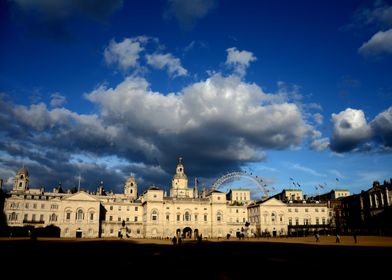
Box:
[173, 157, 188, 180]
[13, 166, 29, 192]
[170, 157, 191, 198]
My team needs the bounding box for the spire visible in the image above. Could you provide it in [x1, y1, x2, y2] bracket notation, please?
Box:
[179, 157, 182, 164]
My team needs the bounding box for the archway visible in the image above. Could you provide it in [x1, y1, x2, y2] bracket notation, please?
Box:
[176, 228, 181, 237]
[183, 227, 192, 239]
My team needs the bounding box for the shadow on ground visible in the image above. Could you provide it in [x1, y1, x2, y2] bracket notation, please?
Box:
[1, 239, 390, 279]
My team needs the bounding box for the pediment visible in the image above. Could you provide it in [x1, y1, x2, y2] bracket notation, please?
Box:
[259, 197, 287, 207]
[63, 191, 99, 202]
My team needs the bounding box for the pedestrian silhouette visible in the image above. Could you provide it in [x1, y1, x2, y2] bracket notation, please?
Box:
[336, 233, 340, 243]
[172, 236, 177, 246]
[353, 232, 357, 244]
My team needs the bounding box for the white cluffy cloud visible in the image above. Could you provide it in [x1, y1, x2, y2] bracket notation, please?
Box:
[146, 53, 187, 77]
[104, 36, 187, 78]
[225, 47, 257, 77]
[104, 36, 149, 71]
[328, 106, 392, 153]
[330, 108, 372, 152]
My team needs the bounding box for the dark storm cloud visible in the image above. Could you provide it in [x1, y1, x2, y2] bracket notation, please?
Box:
[163, 0, 217, 30]
[9, 0, 123, 40]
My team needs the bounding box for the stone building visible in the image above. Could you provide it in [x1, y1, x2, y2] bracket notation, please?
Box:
[3, 158, 250, 238]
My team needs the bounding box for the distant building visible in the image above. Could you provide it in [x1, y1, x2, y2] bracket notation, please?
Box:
[340, 180, 392, 235]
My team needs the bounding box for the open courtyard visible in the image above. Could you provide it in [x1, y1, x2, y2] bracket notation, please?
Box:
[1, 235, 391, 279]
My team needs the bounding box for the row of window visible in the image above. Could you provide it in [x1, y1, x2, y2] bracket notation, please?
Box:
[8, 212, 58, 222]
[152, 211, 224, 222]
[288, 208, 326, 213]
[9, 202, 59, 209]
[65, 210, 95, 221]
[288, 217, 328, 225]
[108, 205, 139, 211]
[107, 216, 139, 222]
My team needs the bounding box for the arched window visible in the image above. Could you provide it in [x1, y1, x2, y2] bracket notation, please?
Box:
[184, 211, 191, 221]
[77, 209, 84, 220]
[151, 210, 158, 221]
[89, 212, 94, 221]
[50, 213, 57, 222]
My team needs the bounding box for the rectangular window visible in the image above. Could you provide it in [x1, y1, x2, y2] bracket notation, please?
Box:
[194, 214, 198, 221]
[126, 218, 129, 222]
[316, 218, 319, 225]
[24, 214, 28, 221]
[41, 204, 45, 209]
[33, 203, 37, 209]
[288, 208, 292, 212]
[295, 208, 298, 212]
[109, 216, 113, 221]
[110, 206, 113, 210]
[66, 212, 71, 220]
[40, 214, 44, 221]
[204, 215, 207, 222]
[134, 216, 138, 222]
[288, 218, 292, 225]
[295, 218, 299, 225]
[118, 206, 122, 211]
[322, 218, 326, 225]
[118, 217, 121, 222]
[177, 214, 180, 221]
[135, 207, 138, 211]
[25, 203, 29, 209]
[32, 214, 36, 221]
[305, 208, 308, 212]
[166, 214, 170, 221]
[90, 213, 94, 221]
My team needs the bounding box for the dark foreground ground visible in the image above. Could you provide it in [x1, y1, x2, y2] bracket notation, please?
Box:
[1, 238, 391, 279]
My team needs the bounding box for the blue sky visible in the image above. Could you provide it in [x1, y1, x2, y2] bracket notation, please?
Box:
[0, 0, 391, 198]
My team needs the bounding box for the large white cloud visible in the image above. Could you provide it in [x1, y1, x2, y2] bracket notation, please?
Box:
[86, 74, 310, 154]
[330, 108, 373, 152]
